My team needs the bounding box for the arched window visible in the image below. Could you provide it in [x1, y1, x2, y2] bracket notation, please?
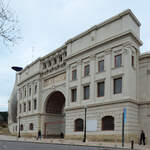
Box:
[48, 60, 51, 67]
[54, 58, 57, 64]
[102, 116, 114, 131]
[43, 63, 46, 69]
[29, 123, 34, 130]
[20, 124, 23, 131]
[59, 55, 62, 62]
[75, 118, 83, 131]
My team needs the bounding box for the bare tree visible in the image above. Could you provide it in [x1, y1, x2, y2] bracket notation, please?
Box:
[0, 0, 20, 45]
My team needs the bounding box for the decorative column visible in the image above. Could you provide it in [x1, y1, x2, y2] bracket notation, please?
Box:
[104, 49, 112, 100]
[122, 45, 130, 97]
[65, 64, 70, 107]
[77, 59, 82, 104]
[90, 55, 96, 101]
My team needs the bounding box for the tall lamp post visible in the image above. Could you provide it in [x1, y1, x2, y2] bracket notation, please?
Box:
[11, 66, 23, 138]
[83, 105, 87, 142]
[18, 115, 21, 138]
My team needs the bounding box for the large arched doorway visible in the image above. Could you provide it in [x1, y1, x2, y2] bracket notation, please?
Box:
[44, 91, 65, 138]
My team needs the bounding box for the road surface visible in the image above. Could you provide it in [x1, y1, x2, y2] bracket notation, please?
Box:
[0, 140, 130, 150]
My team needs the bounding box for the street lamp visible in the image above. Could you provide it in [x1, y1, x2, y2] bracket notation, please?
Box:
[11, 66, 23, 138]
[18, 115, 21, 138]
[83, 104, 87, 142]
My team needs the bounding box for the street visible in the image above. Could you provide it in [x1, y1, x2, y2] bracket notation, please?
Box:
[0, 141, 129, 150]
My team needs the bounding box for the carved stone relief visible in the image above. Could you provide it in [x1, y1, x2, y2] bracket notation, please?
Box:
[43, 73, 66, 87]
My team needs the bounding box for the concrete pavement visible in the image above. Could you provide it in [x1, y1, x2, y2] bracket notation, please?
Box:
[0, 135, 150, 150]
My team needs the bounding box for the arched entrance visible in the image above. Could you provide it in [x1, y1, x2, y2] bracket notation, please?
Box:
[44, 91, 65, 138]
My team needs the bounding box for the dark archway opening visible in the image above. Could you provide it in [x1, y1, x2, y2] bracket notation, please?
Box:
[44, 91, 65, 138]
[46, 91, 65, 114]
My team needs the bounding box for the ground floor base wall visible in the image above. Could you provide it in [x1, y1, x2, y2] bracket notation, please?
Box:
[8, 123, 17, 134]
[139, 104, 150, 144]
[65, 101, 141, 143]
[16, 115, 41, 137]
[65, 134, 142, 144]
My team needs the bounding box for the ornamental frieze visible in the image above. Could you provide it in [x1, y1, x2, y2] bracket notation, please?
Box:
[43, 73, 66, 87]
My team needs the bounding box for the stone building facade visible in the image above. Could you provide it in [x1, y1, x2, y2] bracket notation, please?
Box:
[8, 9, 150, 143]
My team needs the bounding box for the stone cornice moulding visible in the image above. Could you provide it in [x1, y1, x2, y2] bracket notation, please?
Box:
[17, 112, 65, 119]
[138, 101, 150, 105]
[65, 9, 141, 45]
[65, 30, 143, 61]
[17, 72, 40, 86]
[65, 99, 138, 111]
[139, 53, 150, 60]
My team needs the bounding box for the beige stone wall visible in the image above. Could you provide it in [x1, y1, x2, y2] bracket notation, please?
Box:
[8, 123, 17, 134]
[18, 115, 40, 135]
[65, 134, 140, 143]
[139, 104, 150, 144]
[65, 102, 140, 141]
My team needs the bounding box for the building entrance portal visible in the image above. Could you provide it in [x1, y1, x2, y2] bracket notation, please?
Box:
[44, 91, 65, 138]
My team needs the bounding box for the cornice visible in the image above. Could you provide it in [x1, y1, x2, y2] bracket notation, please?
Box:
[18, 58, 41, 75]
[65, 9, 141, 45]
[17, 112, 64, 119]
[65, 99, 138, 111]
[138, 101, 150, 105]
[17, 72, 40, 86]
[139, 52, 150, 60]
[41, 45, 67, 60]
[65, 30, 142, 61]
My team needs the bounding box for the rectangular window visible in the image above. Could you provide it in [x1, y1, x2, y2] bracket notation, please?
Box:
[24, 103, 26, 112]
[97, 81, 105, 97]
[28, 101, 31, 111]
[34, 99, 37, 110]
[29, 87, 31, 96]
[34, 85, 37, 94]
[114, 77, 122, 94]
[132, 55, 134, 67]
[72, 69, 77, 80]
[84, 85, 90, 100]
[84, 65, 90, 77]
[24, 88, 26, 97]
[98, 60, 104, 72]
[71, 88, 77, 102]
[115, 54, 122, 68]
[20, 104, 21, 113]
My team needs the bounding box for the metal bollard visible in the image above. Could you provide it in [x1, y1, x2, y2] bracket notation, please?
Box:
[131, 140, 134, 149]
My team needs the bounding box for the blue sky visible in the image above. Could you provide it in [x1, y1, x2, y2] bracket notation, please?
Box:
[0, 0, 150, 111]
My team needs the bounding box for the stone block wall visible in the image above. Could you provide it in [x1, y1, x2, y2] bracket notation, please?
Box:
[65, 101, 140, 143]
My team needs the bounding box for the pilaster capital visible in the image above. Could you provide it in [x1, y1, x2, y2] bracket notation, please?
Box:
[66, 64, 70, 70]
[77, 59, 82, 65]
[104, 49, 112, 55]
[90, 54, 96, 60]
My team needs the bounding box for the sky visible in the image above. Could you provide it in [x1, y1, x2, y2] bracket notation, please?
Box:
[0, 0, 150, 111]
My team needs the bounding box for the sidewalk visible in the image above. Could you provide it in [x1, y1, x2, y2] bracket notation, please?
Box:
[0, 135, 150, 150]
